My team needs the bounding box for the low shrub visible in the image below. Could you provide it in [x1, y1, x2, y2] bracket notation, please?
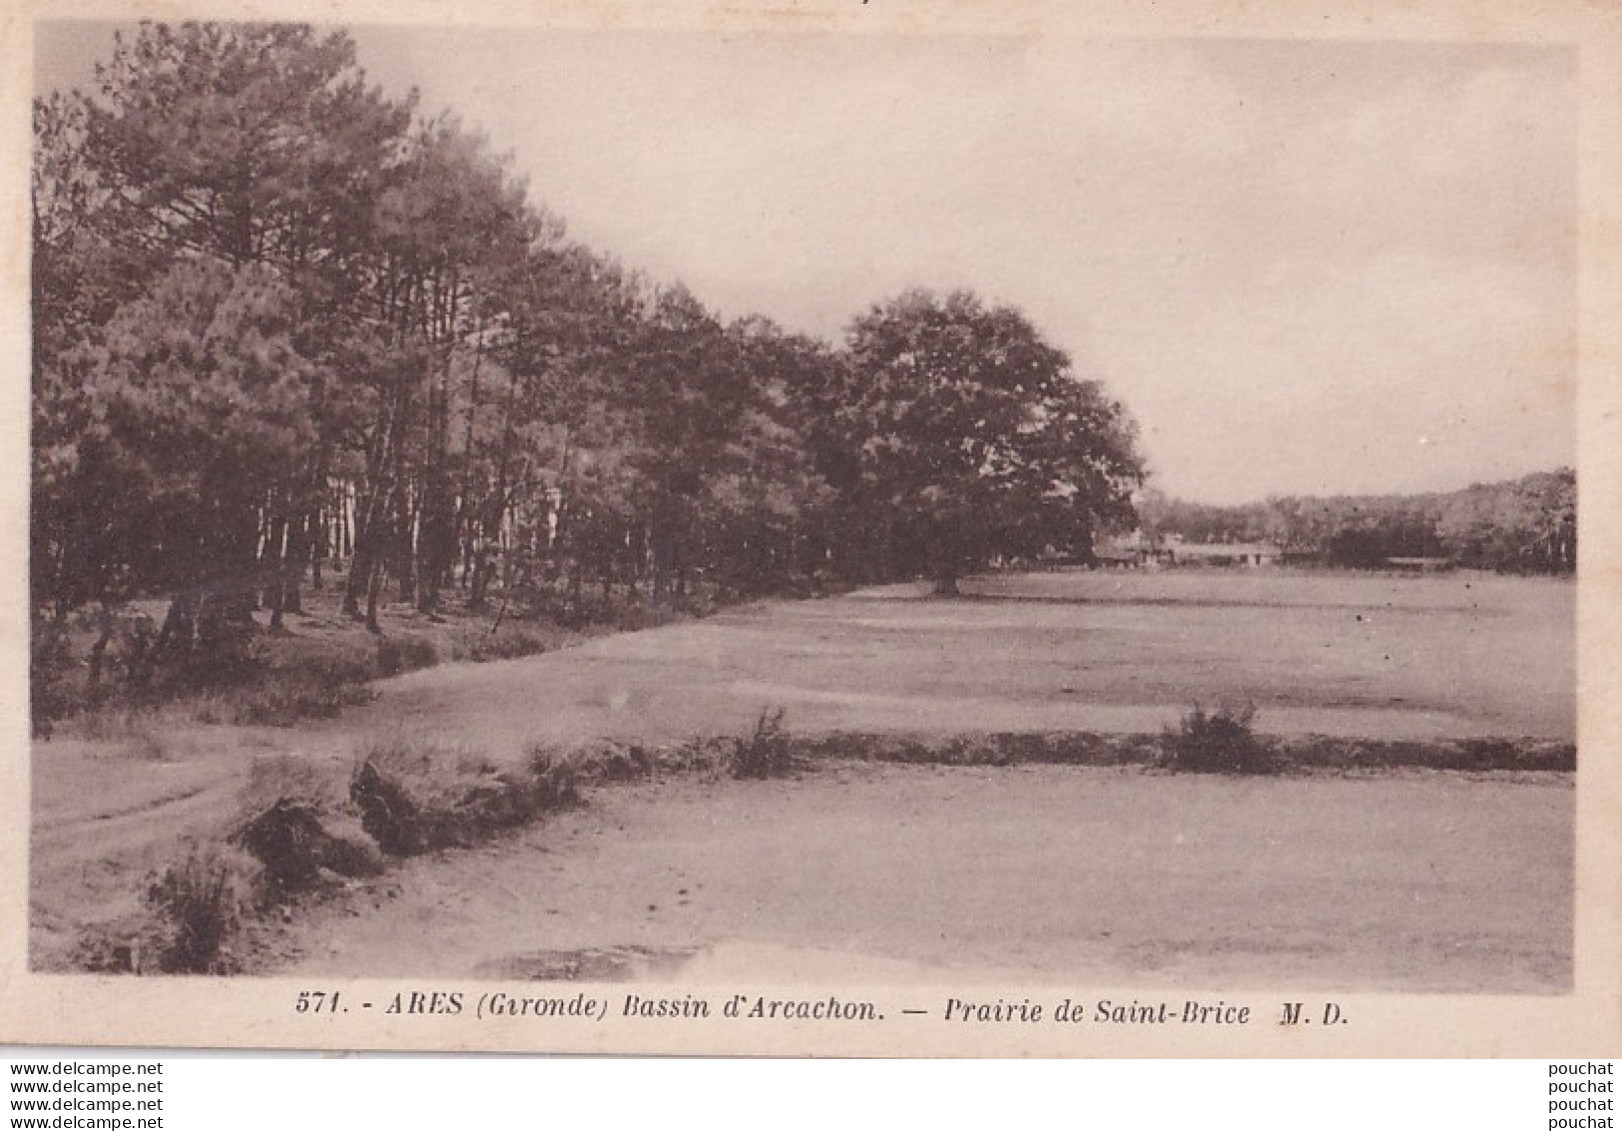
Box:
[126, 728, 171, 763]
[359, 734, 441, 777]
[349, 759, 436, 856]
[227, 754, 384, 897]
[297, 644, 379, 687]
[67, 708, 170, 761]
[556, 738, 732, 783]
[143, 844, 251, 974]
[237, 753, 340, 812]
[659, 736, 735, 776]
[527, 747, 582, 810]
[191, 692, 230, 725]
[590, 741, 657, 782]
[228, 674, 372, 727]
[376, 634, 439, 678]
[349, 738, 584, 857]
[731, 706, 794, 779]
[231, 799, 383, 892]
[450, 627, 554, 664]
[184, 641, 377, 728]
[1161, 701, 1274, 774]
[787, 730, 1161, 768]
[67, 919, 162, 975]
[30, 618, 75, 738]
[188, 604, 260, 687]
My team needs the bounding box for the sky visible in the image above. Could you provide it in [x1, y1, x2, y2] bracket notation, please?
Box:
[34, 23, 1577, 504]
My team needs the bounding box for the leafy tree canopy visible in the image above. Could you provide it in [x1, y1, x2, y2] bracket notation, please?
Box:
[829, 289, 1144, 593]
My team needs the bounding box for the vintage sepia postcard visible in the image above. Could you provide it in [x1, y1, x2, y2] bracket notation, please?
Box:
[2, 0, 1619, 1057]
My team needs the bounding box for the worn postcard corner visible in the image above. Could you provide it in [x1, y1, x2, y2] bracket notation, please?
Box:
[3, 0, 1620, 1058]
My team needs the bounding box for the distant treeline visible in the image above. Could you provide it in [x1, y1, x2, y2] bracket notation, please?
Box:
[1137, 469, 1576, 574]
[32, 21, 1144, 650]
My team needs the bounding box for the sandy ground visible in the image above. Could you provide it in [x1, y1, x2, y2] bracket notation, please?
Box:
[30, 570, 1576, 982]
[356, 569, 1574, 758]
[285, 763, 1573, 992]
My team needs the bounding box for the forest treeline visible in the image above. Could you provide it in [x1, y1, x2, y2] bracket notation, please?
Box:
[32, 21, 1145, 661]
[1136, 469, 1576, 574]
[32, 21, 1574, 708]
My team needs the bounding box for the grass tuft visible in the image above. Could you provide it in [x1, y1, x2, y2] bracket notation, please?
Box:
[730, 706, 794, 779]
[142, 844, 252, 974]
[237, 753, 341, 812]
[526, 746, 583, 810]
[349, 737, 585, 857]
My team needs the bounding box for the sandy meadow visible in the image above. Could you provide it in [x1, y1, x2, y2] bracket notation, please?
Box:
[31, 569, 1574, 991]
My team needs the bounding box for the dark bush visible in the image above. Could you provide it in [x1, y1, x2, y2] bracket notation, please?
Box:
[1161, 701, 1273, 774]
[30, 618, 74, 736]
[376, 634, 438, 677]
[231, 799, 383, 892]
[590, 741, 656, 782]
[527, 747, 582, 809]
[350, 741, 584, 858]
[191, 599, 259, 685]
[350, 760, 431, 856]
[297, 644, 380, 686]
[731, 706, 794, 779]
[216, 641, 378, 726]
[143, 846, 248, 974]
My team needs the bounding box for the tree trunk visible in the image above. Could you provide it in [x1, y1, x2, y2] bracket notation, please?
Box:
[86, 604, 115, 693]
[308, 505, 324, 592]
[282, 512, 306, 615]
[933, 510, 965, 596]
[365, 563, 383, 634]
[266, 508, 287, 632]
[394, 501, 417, 605]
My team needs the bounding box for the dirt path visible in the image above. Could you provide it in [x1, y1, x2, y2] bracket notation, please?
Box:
[283, 763, 1573, 992]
